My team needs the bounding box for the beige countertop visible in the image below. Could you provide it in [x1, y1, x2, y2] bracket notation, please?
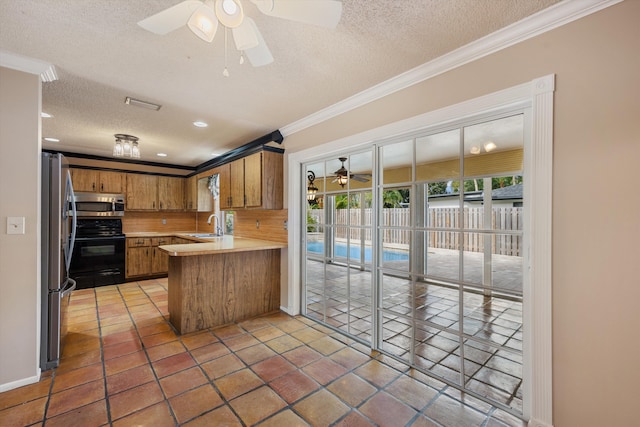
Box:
[158, 235, 287, 256]
[125, 231, 197, 238]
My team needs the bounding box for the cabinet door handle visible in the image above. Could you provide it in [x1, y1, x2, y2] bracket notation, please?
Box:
[100, 183, 104, 192]
[160, 202, 163, 209]
[92, 183, 96, 191]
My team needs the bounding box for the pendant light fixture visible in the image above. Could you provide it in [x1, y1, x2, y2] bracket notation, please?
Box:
[113, 134, 141, 159]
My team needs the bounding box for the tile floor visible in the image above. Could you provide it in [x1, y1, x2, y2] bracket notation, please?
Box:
[0, 278, 524, 426]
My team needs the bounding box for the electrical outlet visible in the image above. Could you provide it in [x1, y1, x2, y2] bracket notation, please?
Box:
[283, 220, 288, 230]
[256, 219, 260, 229]
[162, 218, 167, 225]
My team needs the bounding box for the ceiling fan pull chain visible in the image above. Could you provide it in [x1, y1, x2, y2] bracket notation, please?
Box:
[223, 27, 230, 77]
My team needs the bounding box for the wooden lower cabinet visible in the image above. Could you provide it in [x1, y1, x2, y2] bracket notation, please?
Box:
[126, 236, 173, 279]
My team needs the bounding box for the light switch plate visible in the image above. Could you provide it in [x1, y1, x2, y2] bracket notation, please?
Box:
[7, 217, 25, 234]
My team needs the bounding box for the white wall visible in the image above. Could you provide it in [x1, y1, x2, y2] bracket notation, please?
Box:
[0, 67, 42, 389]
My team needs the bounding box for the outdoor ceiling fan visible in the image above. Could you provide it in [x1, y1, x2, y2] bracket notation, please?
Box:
[332, 157, 371, 188]
[137, 0, 342, 70]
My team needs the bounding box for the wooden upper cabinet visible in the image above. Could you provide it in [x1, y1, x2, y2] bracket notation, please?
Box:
[185, 176, 197, 211]
[229, 159, 245, 209]
[219, 150, 282, 210]
[244, 152, 262, 208]
[71, 169, 123, 193]
[158, 176, 184, 211]
[71, 169, 99, 192]
[99, 170, 124, 193]
[126, 174, 158, 210]
[214, 164, 231, 210]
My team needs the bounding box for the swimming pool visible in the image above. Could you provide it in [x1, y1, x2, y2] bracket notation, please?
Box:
[306, 241, 409, 261]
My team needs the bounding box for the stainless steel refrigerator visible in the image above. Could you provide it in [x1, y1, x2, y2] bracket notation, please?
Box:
[41, 153, 77, 370]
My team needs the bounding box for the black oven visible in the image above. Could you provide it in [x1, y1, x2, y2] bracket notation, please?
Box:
[69, 218, 125, 289]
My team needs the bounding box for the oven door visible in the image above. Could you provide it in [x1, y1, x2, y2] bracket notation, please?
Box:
[69, 236, 125, 289]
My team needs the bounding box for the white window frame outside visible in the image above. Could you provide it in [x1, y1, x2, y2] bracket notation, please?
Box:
[287, 74, 554, 427]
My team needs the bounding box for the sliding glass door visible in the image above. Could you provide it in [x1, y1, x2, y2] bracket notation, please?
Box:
[302, 111, 527, 416]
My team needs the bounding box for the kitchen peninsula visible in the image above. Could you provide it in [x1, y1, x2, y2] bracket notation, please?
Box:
[159, 236, 286, 334]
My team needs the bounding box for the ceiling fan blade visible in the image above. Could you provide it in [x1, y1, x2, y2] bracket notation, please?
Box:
[232, 17, 259, 51]
[351, 175, 369, 182]
[251, 0, 342, 29]
[243, 18, 273, 67]
[138, 0, 203, 35]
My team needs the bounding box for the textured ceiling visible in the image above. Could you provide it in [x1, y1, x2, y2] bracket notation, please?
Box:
[0, 0, 560, 167]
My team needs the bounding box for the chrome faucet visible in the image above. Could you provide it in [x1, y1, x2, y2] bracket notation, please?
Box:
[207, 213, 223, 236]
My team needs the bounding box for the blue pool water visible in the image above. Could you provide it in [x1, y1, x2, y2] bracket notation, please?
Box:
[307, 242, 409, 261]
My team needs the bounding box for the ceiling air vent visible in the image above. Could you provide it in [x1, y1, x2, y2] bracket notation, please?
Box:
[124, 96, 161, 111]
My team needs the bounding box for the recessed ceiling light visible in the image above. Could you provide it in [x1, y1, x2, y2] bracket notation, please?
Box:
[157, 153, 168, 157]
[44, 137, 60, 142]
[211, 152, 222, 156]
[41, 112, 53, 118]
[193, 121, 208, 128]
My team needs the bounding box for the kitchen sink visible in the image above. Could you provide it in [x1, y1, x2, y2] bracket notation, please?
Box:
[184, 233, 222, 238]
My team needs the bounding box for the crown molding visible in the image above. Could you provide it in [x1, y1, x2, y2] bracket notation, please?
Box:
[0, 50, 58, 82]
[280, 0, 621, 138]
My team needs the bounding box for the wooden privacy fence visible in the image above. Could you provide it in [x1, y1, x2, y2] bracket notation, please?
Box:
[309, 207, 523, 256]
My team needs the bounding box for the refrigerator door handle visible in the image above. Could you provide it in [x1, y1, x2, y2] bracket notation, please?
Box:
[61, 277, 77, 297]
[64, 170, 77, 274]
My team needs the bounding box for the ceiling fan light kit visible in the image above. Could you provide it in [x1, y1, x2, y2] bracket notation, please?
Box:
[138, 0, 343, 74]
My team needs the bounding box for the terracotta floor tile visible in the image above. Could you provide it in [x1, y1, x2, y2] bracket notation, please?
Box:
[359, 391, 418, 426]
[99, 314, 132, 327]
[229, 386, 287, 425]
[141, 330, 179, 348]
[0, 396, 47, 426]
[169, 384, 224, 424]
[180, 331, 219, 351]
[44, 399, 108, 427]
[307, 335, 347, 356]
[410, 415, 440, 427]
[327, 373, 377, 407]
[159, 367, 208, 398]
[201, 354, 245, 380]
[107, 364, 155, 395]
[235, 343, 276, 365]
[0, 377, 51, 411]
[257, 409, 309, 427]
[212, 324, 245, 340]
[101, 329, 139, 347]
[302, 358, 348, 385]
[103, 339, 143, 360]
[330, 347, 372, 370]
[109, 381, 164, 421]
[237, 316, 271, 332]
[293, 389, 350, 426]
[291, 327, 326, 343]
[61, 336, 101, 358]
[190, 342, 231, 364]
[51, 362, 104, 393]
[264, 334, 304, 353]
[355, 360, 402, 388]
[334, 411, 376, 427]
[67, 319, 99, 333]
[112, 401, 175, 427]
[46, 379, 105, 418]
[275, 318, 308, 334]
[251, 355, 296, 382]
[137, 321, 172, 337]
[181, 404, 242, 427]
[221, 333, 260, 351]
[146, 340, 186, 362]
[100, 322, 136, 337]
[385, 375, 439, 410]
[282, 345, 323, 367]
[104, 350, 148, 376]
[214, 368, 264, 400]
[252, 326, 285, 342]
[152, 351, 196, 378]
[268, 370, 320, 404]
[55, 349, 102, 374]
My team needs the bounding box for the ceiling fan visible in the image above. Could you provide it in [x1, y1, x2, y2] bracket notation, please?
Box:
[137, 0, 342, 69]
[332, 157, 371, 188]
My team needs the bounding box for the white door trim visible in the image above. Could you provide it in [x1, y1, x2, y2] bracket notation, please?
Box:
[287, 74, 554, 426]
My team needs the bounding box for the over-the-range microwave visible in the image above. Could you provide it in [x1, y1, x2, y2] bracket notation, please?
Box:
[73, 192, 125, 217]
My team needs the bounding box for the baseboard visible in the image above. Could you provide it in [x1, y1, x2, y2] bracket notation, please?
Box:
[280, 305, 294, 316]
[0, 371, 41, 393]
[528, 418, 553, 427]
